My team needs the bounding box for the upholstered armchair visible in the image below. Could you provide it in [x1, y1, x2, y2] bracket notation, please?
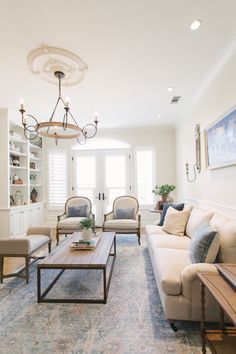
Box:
[56, 196, 95, 245]
[103, 196, 141, 244]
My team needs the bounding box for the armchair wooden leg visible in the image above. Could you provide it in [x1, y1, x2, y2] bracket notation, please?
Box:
[48, 241, 51, 254]
[0, 256, 4, 283]
[137, 230, 141, 245]
[25, 256, 30, 284]
[56, 229, 59, 246]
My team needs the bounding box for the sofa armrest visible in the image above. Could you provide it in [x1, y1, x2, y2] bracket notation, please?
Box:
[26, 227, 52, 240]
[181, 263, 218, 301]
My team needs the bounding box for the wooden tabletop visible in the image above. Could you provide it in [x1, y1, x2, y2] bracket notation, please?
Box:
[38, 232, 115, 269]
[198, 272, 236, 326]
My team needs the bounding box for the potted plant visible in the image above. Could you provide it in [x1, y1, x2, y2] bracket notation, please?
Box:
[79, 218, 94, 241]
[152, 184, 175, 202]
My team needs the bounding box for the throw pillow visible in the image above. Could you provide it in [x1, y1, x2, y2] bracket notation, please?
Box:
[190, 221, 220, 263]
[162, 206, 191, 236]
[68, 205, 88, 217]
[115, 207, 135, 219]
[158, 202, 185, 226]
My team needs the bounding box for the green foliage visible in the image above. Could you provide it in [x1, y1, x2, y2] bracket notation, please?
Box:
[152, 184, 175, 196]
[79, 218, 94, 229]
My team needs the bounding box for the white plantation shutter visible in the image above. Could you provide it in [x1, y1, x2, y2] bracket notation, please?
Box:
[48, 152, 67, 207]
[136, 150, 155, 205]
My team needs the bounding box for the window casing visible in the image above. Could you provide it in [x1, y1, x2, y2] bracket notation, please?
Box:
[48, 152, 67, 208]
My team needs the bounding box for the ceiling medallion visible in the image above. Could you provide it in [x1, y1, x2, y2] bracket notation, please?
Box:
[27, 46, 88, 86]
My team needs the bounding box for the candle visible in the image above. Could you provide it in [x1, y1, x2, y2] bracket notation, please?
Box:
[65, 97, 70, 108]
[94, 112, 98, 123]
[19, 98, 24, 110]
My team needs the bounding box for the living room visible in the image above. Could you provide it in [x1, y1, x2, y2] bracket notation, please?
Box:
[0, 1, 236, 353]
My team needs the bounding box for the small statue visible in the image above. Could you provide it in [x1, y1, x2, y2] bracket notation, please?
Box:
[30, 187, 38, 203]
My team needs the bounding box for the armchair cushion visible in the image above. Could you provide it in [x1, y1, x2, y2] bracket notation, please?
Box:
[68, 205, 87, 217]
[115, 207, 135, 219]
[103, 219, 139, 230]
[58, 217, 84, 229]
[189, 221, 219, 263]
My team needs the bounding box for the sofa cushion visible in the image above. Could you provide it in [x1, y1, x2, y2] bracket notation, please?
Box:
[146, 233, 191, 255]
[115, 207, 135, 219]
[145, 225, 168, 236]
[210, 213, 236, 262]
[189, 221, 220, 263]
[158, 203, 185, 226]
[162, 207, 191, 236]
[104, 219, 139, 230]
[186, 207, 214, 238]
[68, 205, 87, 217]
[28, 235, 50, 252]
[153, 248, 191, 295]
[58, 217, 85, 229]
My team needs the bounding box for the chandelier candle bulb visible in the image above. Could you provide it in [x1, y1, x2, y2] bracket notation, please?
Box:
[65, 97, 70, 108]
[19, 98, 25, 110]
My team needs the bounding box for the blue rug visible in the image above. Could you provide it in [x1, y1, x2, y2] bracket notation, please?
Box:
[0, 235, 204, 354]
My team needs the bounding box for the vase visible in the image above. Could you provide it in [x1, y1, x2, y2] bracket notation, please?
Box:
[15, 190, 23, 205]
[161, 194, 169, 202]
[82, 228, 93, 241]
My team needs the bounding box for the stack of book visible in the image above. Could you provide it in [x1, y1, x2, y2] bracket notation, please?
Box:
[70, 235, 100, 250]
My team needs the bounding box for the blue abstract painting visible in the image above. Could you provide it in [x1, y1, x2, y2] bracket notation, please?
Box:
[205, 107, 236, 169]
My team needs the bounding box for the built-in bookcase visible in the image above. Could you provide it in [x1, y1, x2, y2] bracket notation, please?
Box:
[0, 109, 45, 237]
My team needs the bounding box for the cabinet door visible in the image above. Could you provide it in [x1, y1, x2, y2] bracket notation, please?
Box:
[28, 204, 45, 227]
[10, 209, 27, 237]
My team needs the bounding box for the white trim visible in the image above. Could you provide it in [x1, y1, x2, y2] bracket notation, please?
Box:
[179, 196, 236, 218]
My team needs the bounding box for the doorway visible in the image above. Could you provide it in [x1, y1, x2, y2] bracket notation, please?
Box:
[72, 148, 131, 226]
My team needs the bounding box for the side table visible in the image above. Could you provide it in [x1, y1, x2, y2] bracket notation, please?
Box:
[198, 266, 236, 354]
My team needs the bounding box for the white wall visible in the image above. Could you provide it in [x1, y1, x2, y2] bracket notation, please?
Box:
[176, 50, 236, 217]
[43, 126, 176, 225]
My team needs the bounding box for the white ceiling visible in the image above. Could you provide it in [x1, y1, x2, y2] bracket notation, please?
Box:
[1, 0, 236, 129]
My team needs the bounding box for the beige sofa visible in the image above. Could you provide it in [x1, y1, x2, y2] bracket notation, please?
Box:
[145, 206, 236, 328]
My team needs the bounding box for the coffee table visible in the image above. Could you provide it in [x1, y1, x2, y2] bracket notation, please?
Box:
[37, 232, 116, 304]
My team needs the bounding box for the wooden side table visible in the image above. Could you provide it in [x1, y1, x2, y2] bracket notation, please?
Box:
[198, 266, 236, 354]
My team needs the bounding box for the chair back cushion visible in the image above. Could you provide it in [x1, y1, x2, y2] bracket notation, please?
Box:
[113, 196, 139, 218]
[65, 197, 91, 217]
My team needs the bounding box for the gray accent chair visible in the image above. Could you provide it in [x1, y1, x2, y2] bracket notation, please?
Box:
[103, 195, 141, 244]
[56, 196, 95, 245]
[0, 227, 52, 284]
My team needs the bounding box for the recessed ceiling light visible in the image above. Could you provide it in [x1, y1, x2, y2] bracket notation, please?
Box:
[157, 115, 161, 118]
[190, 19, 202, 31]
[166, 87, 173, 92]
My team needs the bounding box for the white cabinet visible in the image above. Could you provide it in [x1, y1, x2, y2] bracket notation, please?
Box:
[28, 204, 44, 227]
[10, 208, 28, 237]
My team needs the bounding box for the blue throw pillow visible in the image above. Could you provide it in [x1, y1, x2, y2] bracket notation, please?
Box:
[115, 207, 135, 219]
[190, 221, 219, 263]
[68, 205, 87, 217]
[158, 203, 185, 226]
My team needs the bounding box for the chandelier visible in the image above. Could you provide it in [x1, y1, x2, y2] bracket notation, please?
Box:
[19, 70, 98, 145]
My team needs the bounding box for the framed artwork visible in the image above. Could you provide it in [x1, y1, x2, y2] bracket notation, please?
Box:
[205, 107, 236, 169]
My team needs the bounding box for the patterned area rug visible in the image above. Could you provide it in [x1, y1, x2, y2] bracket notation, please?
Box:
[0, 235, 204, 354]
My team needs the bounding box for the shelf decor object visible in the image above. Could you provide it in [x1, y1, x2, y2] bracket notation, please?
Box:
[19, 46, 99, 145]
[185, 124, 201, 182]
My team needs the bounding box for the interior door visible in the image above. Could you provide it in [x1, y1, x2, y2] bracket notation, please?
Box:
[72, 149, 130, 226]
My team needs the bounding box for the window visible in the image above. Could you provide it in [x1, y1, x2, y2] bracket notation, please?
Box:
[48, 152, 67, 208]
[136, 149, 155, 206]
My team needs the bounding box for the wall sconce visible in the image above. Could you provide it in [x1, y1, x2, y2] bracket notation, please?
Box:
[185, 124, 201, 182]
